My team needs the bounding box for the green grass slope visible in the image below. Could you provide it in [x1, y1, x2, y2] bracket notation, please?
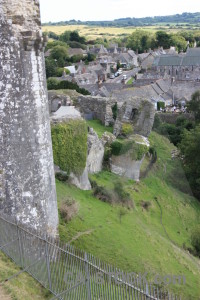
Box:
[0, 251, 51, 300]
[57, 132, 200, 299]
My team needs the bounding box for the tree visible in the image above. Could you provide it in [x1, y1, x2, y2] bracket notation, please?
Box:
[187, 91, 200, 123]
[156, 31, 171, 49]
[70, 31, 86, 44]
[170, 34, 187, 52]
[45, 58, 57, 78]
[50, 45, 69, 67]
[59, 30, 71, 43]
[127, 30, 155, 53]
[179, 125, 200, 200]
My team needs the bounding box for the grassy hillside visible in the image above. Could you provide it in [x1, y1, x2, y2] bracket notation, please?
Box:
[0, 251, 51, 300]
[57, 131, 200, 299]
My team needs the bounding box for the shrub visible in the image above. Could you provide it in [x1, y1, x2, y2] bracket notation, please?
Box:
[191, 226, 200, 257]
[112, 103, 118, 120]
[92, 182, 113, 203]
[121, 123, 133, 137]
[56, 68, 65, 77]
[111, 139, 148, 160]
[111, 140, 134, 156]
[59, 197, 79, 222]
[153, 114, 162, 130]
[114, 181, 133, 208]
[157, 102, 165, 111]
[47, 78, 60, 90]
[55, 172, 69, 182]
[91, 179, 133, 208]
[140, 200, 151, 210]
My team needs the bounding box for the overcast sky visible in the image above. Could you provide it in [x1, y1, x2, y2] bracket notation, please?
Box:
[39, 0, 199, 23]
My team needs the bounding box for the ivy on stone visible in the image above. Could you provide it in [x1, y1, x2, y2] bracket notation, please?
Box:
[51, 120, 88, 175]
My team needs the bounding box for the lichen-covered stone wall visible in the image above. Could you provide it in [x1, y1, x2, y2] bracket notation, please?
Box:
[0, 0, 58, 235]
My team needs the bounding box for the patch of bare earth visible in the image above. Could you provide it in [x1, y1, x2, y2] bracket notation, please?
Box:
[0, 286, 11, 300]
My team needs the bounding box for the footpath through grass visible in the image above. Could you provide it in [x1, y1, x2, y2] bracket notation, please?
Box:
[57, 131, 200, 300]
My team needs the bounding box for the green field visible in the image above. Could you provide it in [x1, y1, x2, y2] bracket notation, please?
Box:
[57, 131, 200, 300]
[42, 24, 196, 40]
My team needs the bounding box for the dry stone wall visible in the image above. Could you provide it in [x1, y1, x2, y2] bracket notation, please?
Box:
[0, 0, 58, 235]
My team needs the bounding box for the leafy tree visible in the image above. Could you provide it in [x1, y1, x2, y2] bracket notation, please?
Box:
[45, 58, 57, 78]
[48, 31, 59, 40]
[70, 31, 86, 44]
[187, 91, 200, 123]
[170, 34, 187, 52]
[127, 30, 155, 53]
[68, 41, 87, 50]
[50, 45, 68, 61]
[45, 40, 68, 51]
[156, 31, 171, 48]
[59, 30, 71, 43]
[47, 78, 60, 90]
[179, 125, 200, 200]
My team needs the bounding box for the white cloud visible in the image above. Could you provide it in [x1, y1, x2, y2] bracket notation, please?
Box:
[39, 0, 199, 23]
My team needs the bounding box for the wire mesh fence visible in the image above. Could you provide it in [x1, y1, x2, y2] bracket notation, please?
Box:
[0, 215, 181, 300]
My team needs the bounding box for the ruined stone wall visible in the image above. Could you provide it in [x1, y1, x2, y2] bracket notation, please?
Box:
[0, 0, 58, 235]
[113, 98, 155, 137]
[77, 95, 114, 126]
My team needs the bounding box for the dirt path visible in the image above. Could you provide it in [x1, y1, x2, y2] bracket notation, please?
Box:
[0, 286, 11, 300]
[68, 229, 94, 243]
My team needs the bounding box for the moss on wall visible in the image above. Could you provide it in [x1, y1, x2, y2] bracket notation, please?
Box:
[51, 120, 88, 175]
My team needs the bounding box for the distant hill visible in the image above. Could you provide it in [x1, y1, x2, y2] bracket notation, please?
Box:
[43, 12, 200, 27]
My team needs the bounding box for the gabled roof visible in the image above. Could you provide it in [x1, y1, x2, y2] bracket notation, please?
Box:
[186, 47, 200, 57]
[182, 56, 200, 66]
[156, 55, 182, 66]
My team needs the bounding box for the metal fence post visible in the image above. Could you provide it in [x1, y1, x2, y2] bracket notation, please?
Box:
[45, 235, 52, 291]
[85, 252, 92, 300]
[16, 221, 23, 268]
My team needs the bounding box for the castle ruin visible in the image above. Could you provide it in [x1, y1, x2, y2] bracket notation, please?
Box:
[0, 0, 58, 235]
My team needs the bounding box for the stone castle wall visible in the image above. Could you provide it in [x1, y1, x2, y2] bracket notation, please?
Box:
[0, 0, 58, 235]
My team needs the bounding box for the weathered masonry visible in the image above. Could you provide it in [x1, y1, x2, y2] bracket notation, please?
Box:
[0, 0, 58, 235]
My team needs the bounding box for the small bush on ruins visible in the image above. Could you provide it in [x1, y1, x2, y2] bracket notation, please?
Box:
[121, 123, 133, 137]
[111, 139, 148, 160]
[59, 197, 79, 222]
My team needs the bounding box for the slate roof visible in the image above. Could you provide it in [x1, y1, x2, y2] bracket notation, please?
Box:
[186, 48, 200, 56]
[151, 83, 163, 95]
[155, 55, 182, 66]
[154, 48, 200, 67]
[67, 48, 86, 57]
[156, 79, 171, 93]
[182, 56, 200, 66]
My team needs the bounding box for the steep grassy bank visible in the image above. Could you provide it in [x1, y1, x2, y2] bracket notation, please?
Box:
[56, 132, 200, 299]
[0, 252, 51, 300]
